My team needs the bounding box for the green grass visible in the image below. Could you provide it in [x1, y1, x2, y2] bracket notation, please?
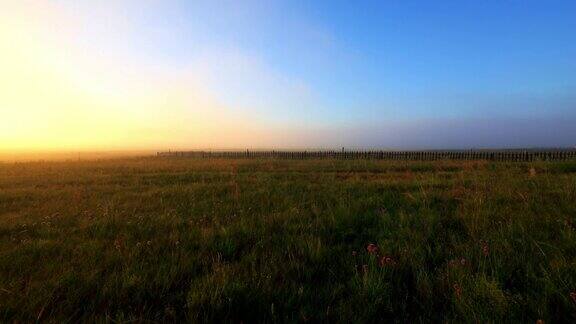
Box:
[1, 158, 575, 322]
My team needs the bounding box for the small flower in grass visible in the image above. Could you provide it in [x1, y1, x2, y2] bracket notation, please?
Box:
[565, 219, 575, 231]
[366, 243, 379, 255]
[453, 283, 462, 298]
[146, 240, 152, 246]
[379, 255, 396, 267]
[480, 240, 490, 257]
[114, 239, 122, 251]
[529, 167, 537, 177]
[165, 305, 176, 317]
[448, 258, 468, 268]
[351, 250, 357, 257]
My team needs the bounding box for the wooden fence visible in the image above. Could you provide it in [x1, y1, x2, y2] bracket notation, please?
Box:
[156, 149, 576, 162]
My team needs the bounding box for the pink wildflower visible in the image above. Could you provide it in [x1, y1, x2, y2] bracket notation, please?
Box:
[366, 243, 379, 255]
[480, 240, 490, 257]
[453, 283, 462, 298]
[379, 255, 397, 267]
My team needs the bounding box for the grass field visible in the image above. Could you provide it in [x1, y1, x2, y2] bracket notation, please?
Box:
[1, 158, 576, 322]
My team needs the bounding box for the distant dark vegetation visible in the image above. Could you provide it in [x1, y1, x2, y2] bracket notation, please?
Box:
[158, 148, 576, 162]
[1, 158, 575, 322]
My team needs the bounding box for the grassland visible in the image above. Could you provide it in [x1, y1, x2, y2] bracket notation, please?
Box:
[1, 158, 576, 322]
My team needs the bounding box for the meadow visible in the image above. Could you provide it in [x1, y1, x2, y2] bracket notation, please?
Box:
[1, 157, 575, 322]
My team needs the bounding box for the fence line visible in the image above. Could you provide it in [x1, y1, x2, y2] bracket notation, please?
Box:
[156, 149, 576, 162]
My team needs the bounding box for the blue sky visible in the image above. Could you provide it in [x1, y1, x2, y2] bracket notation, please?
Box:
[2, 0, 576, 150]
[111, 0, 576, 121]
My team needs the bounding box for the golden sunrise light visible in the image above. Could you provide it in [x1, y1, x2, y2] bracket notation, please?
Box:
[0, 1, 270, 152]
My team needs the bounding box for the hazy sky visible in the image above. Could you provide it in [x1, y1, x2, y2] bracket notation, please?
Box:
[1, 0, 575, 151]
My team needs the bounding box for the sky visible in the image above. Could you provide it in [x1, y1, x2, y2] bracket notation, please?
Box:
[1, 0, 575, 151]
